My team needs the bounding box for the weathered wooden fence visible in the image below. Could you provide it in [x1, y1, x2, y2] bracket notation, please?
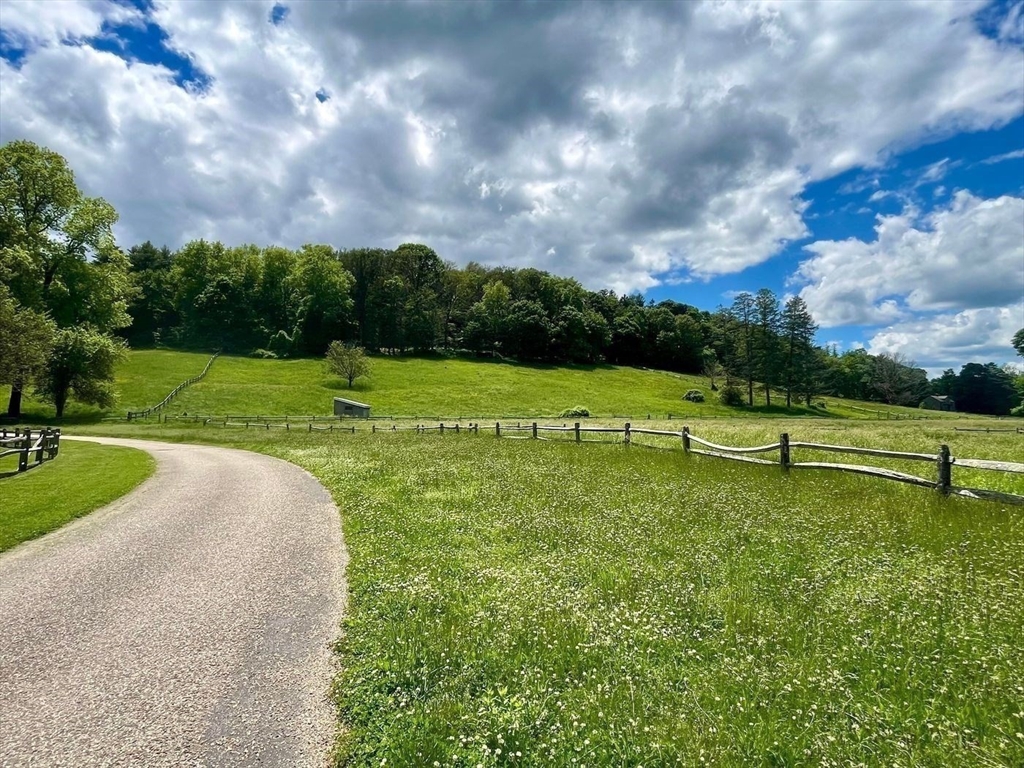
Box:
[954, 427, 1024, 434]
[200, 418, 1024, 506]
[127, 352, 219, 420]
[0, 428, 61, 473]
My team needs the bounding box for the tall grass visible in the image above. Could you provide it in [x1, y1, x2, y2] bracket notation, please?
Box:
[70, 423, 1024, 766]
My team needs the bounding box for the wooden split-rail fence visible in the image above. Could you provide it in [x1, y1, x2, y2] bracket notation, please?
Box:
[0, 428, 61, 473]
[126, 352, 220, 421]
[202, 417, 1024, 506]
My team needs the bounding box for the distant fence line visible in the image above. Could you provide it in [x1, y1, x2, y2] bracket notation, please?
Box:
[187, 417, 1024, 507]
[154, 409, 998, 425]
[0, 428, 61, 474]
[127, 352, 219, 421]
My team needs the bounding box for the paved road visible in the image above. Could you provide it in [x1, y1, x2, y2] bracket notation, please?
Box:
[0, 437, 347, 767]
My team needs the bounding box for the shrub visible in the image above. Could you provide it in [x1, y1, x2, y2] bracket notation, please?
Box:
[719, 384, 745, 407]
[683, 389, 705, 403]
[560, 406, 591, 418]
[250, 348, 278, 359]
[267, 329, 293, 357]
[1011, 404, 1024, 418]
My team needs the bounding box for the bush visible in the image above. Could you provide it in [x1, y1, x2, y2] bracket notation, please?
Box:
[267, 329, 293, 357]
[559, 406, 591, 418]
[250, 348, 278, 359]
[683, 389, 705, 403]
[1011, 404, 1024, 418]
[719, 385, 745, 407]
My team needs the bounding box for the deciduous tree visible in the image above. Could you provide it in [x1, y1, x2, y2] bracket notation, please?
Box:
[325, 342, 371, 388]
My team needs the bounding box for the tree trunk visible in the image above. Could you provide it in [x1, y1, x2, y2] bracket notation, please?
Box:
[747, 377, 754, 406]
[6, 386, 23, 418]
[765, 383, 771, 407]
[55, 390, 67, 419]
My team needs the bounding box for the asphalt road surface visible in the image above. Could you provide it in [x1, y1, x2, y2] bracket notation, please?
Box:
[0, 437, 348, 767]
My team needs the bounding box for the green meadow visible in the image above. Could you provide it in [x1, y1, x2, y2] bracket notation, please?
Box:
[3, 349, 976, 422]
[70, 420, 1024, 766]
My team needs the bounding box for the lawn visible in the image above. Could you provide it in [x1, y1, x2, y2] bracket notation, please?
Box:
[2, 349, 985, 423]
[72, 420, 1024, 766]
[0, 439, 155, 552]
[143, 351, 965, 421]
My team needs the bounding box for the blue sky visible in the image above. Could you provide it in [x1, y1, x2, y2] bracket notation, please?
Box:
[1, 0, 1022, 373]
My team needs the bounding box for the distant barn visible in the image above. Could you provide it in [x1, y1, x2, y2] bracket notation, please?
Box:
[334, 397, 371, 418]
[921, 395, 956, 412]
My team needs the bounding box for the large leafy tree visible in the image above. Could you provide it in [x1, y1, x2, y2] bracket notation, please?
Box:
[36, 327, 125, 418]
[0, 140, 130, 417]
[289, 244, 355, 355]
[0, 286, 55, 410]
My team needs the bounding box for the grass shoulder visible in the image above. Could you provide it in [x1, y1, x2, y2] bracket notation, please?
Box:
[0, 440, 155, 552]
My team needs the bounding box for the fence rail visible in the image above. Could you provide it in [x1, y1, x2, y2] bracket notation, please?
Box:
[0, 428, 61, 473]
[127, 352, 219, 420]
[187, 417, 1024, 506]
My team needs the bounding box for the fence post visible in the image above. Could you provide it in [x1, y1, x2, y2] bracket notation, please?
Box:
[937, 444, 951, 494]
[19, 429, 30, 472]
[575, 422, 580, 443]
[440, 423, 445, 435]
[682, 426, 690, 452]
[372, 424, 376, 433]
[779, 433, 790, 470]
[456, 423, 460, 434]
[496, 422, 501, 437]
[624, 422, 631, 445]
[532, 422, 538, 439]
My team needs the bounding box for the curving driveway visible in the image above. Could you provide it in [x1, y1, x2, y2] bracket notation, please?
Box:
[0, 437, 347, 767]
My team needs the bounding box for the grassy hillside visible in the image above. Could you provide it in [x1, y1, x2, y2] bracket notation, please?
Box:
[4, 349, 983, 422]
[145, 351, 967, 420]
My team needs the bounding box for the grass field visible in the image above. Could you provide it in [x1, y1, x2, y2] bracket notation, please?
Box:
[4, 349, 978, 423]
[73, 420, 1024, 766]
[0, 440, 155, 552]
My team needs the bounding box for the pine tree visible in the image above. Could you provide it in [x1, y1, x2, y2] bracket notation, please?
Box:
[754, 289, 782, 407]
[782, 296, 818, 408]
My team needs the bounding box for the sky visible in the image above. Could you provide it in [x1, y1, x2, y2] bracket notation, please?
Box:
[1, 0, 1022, 375]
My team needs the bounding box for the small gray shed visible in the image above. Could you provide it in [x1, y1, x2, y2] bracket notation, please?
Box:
[334, 397, 371, 418]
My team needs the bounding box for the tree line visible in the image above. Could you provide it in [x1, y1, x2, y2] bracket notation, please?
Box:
[2, 140, 1022, 418]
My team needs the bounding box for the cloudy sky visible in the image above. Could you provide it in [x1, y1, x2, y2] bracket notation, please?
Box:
[1, 0, 1022, 372]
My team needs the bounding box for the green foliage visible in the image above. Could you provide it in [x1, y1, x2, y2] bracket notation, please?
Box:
[325, 342, 371, 388]
[1013, 327, 1024, 358]
[1010, 404, 1023, 417]
[719, 383, 746, 407]
[683, 389, 705, 402]
[249, 348, 278, 359]
[947, 362, 1019, 416]
[871, 352, 929, 406]
[36, 327, 125, 417]
[289, 244, 355, 355]
[0, 139, 130, 332]
[558, 406, 590, 418]
[0, 440, 154, 551]
[0, 286, 55, 413]
[267, 329, 293, 357]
